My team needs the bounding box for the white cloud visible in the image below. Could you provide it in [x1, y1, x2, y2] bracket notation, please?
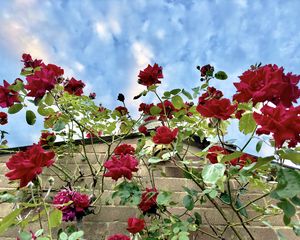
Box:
[95, 18, 122, 42]
[74, 62, 85, 72]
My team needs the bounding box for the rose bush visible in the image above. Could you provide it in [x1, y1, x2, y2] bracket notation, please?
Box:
[0, 55, 299, 240]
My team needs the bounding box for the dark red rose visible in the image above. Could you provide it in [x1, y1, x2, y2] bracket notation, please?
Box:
[207, 146, 229, 164]
[0, 112, 8, 125]
[21, 53, 43, 69]
[89, 92, 96, 99]
[138, 125, 148, 134]
[198, 87, 223, 104]
[230, 153, 256, 168]
[196, 98, 237, 120]
[157, 100, 175, 120]
[104, 154, 138, 181]
[25, 67, 57, 99]
[5, 144, 55, 188]
[114, 144, 135, 155]
[139, 103, 154, 115]
[200, 64, 214, 77]
[138, 63, 163, 86]
[233, 64, 300, 107]
[235, 110, 245, 120]
[127, 217, 145, 234]
[45, 64, 64, 78]
[152, 126, 178, 144]
[0, 80, 20, 108]
[107, 234, 130, 240]
[138, 188, 158, 213]
[38, 132, 56, 146]
[115, 106, 128, 116]
[64, 77, 85, 96]
[86, 131, 102, 138]
[253, 104, 300, 148]
[53, 189, 90, 222]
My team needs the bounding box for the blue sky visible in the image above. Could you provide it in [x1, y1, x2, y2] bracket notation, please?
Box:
[0, 0, 300, 156]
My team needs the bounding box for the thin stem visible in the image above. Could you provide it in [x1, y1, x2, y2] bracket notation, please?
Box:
[241, 126, 257, 151]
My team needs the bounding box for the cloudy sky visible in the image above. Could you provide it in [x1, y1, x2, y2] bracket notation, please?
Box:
[0, 0, 299, 156]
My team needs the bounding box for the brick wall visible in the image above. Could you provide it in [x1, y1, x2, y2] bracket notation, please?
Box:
[0, 139, 298, 240]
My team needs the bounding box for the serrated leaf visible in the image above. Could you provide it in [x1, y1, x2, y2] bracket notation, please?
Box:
[182, 89, 193, 100]
[8, 103, 23, 114]
[171, 95, 184, 109]
[150, 106, 162, 115]
[49, 208, 62, 228]
[157, 191, 171, 205]
[214, 71, 228, 80]
[183, 195, 194, 210]
[239, 113, 256, 135]
[26, 110, 36, 125]
[202, 163, 226, 184]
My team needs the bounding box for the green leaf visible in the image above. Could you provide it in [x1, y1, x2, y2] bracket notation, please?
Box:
[157, 191, 172, 205]
[283, 214, 291, 225]
[293, 224, 300, 236]
[235, 197, 248, 218]
[220, 192, 231, 205]
[279, 149, 300, 164]
[170, 88, 181, 95]
[272, 168, 300, 199]
[239, 113, 256, 135]
[69, 231, 84, 240]
[221, 151, 243, 163]
[53, 119, 66, 131]
[8, 103, 23, 114]
[163, 91, 171, 98]
[214, 71, 228, 80]
[0, 208, 22, 234]
[148, 157, 164, 164]
[249, 156, 274, 171]
[194, 212, 202, 226]
[182, 89, 193, 100]
[256, 140, 263, 152]
[26, 110, 36, 125]
[49, 208, 62, 228]
[277, 199, 296, 218]
[59, 232, 68, 240]
[8, 79, 24, 92]
[44, 92, 55, 106]
[202, 163, 226, 184]
[150, 106, 162, 115]
[171, 95, 184, 109]
[19, 232, 32, 240]
[290, 196, 300, 206]
[37, 106, 55, 116]
[183, 195, 194, 211]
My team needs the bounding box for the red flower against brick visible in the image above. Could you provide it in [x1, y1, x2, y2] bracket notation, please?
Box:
[138, 188, 158, 213]
[115, 106, 128, 116]
[38, 132, 56, 146]
[53, 189, 90, 222]
[127, 217, 145, 234]
[0, 112, 8, 125]
[138, 63, 163, 86]
[196, 98, 237, 120]
[114, 144, 135, 155]
[152, 126, 178, 144]
[0, 80, 20, 108]
[233, 64, 300, 107]
[230, 153, 256, 168]
[104, 154, 138, 181]
[107, 234, 130, 240]
[207, 146, 229, 164]
[253, 104, 300, 148]
[138, 125, 148, 134]
[5, 144, 55, 188]
[64, 77, 85, 96]
[139, 103, 154, 115]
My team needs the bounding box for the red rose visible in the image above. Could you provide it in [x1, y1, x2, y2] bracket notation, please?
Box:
[0, 112, 8, 125]
[152, 126, 178, 144]
[230, 153, 256, 168]
[253, 104, 300, 148]
[64, 77, 85, 96]
[38, 132, 56, 146]
[5, 144, 55, 187]
[138, 125, 148, 134]
[157, 100, 175, 120]
[233, 64, 300, 107]
[0, 80, 20, 108]
[114, 144, 135, 155]
[107, 234, 130, 240]
[21, 53, 43, 69]
[139, 103, 154, 115]
[104, 154, 138, 181]
[86, 131, 102, 138]
[207, 146, 229, 164]
[127, 217, 145, 234]
[45, 64, 64, 78]
[200, 64, 214, 77]
[115, 106, 128, 116]
[138, 188, 158, 213]
[196, 98, 237, 120]
[138, 63, 163, 86]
